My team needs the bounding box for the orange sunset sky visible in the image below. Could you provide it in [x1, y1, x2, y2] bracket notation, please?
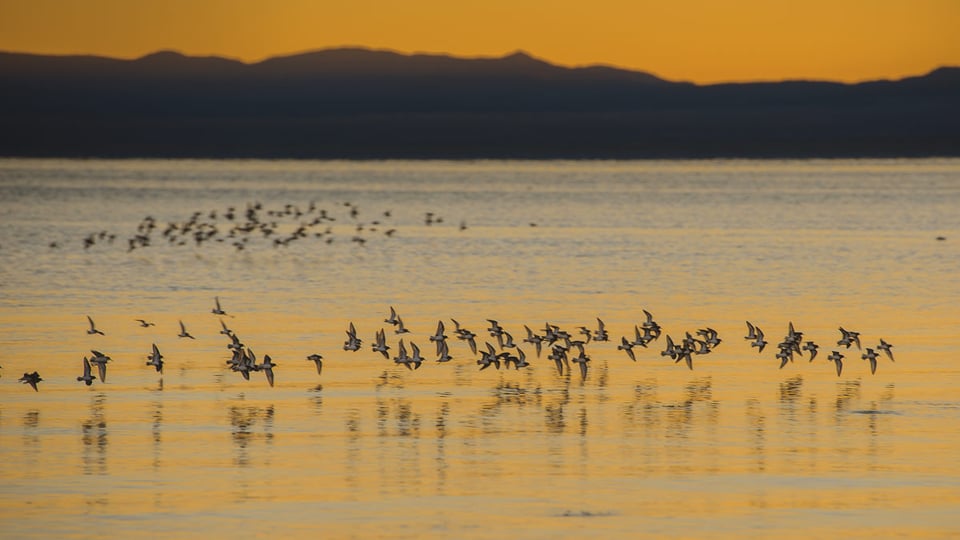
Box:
[1, 0, 958, 83]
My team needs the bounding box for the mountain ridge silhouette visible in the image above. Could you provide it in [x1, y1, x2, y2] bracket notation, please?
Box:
[1, 48, 957, 158]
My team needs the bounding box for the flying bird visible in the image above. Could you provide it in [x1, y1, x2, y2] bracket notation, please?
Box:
[219, 319, 233, 337]
[86, 315, 105, 336]
[90, 350, 111, 383]
[477, 342, 501, 371]
[523, 325, 544, 357]
[827, 351, 844, 377]
[454, 321, 478, 354]
[593, 318, 609, 342]
[394, 316, 410, 335]
[146, 343, 164, 374]
[19, 371, 42, 391]
[371, 328, 390, 359]
[384, 306, 400, 326]
[77, 357, 96, 385]
[632, 325, 651, 348]
[261, 355, 277, 387]
[178, 320, 195, 339]
[211, 296, 227, 315]
[862, 348, 880, 375]
[343, 322, 362, 351]
[877, 339, 895, 362]
[571, 349, 591, 380]
[838, 327, 861, 350]
[548, 345, 567, 376]
[751, 327, 767, 353]
[430, 320, 448, 354]
[618, 336, 636, 361]
[436, 340, 454, 363]
[745, 321, 757, 340]
[409, 342, 425, 370]
[393, 339, 411, 369]
[306, 353, 323, 375]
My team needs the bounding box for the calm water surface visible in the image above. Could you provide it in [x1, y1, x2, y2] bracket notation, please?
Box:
[0, 159, 958, 538]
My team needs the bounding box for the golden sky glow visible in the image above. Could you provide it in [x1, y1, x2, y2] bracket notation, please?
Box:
[1, 0, 958, 83]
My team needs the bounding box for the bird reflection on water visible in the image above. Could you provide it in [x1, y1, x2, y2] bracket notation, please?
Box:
[229, 401, 275, 469]
[778, 375, 804, 426]
[344, 408, 362, 492]
[151, 399, 163, 471]
[745, 398, 767, 472]
[834, 380, 862, 417]
[435, 401, 450, 495]
[81, 393, 108, 476]
[22, 410, 40, 464]
[309, 384, 323, 413]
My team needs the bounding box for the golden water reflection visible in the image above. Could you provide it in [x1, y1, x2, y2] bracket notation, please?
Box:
[0, 355, 956, 538]
[2, 159, 959, 538]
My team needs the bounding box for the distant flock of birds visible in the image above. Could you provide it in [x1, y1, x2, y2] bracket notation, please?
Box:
[54, 199, 469, 253]
[8, 298, 896, 392]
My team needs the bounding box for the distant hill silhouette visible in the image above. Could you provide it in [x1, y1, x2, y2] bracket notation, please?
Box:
[1, 48, 958, 158]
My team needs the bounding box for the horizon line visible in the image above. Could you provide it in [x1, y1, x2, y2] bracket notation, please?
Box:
[2, 45, 955, 86]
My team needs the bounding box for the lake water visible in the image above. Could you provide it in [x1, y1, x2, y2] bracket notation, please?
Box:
[0, 158, 958, 538]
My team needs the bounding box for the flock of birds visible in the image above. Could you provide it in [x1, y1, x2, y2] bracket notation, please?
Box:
[9, 298, 896, 392]
[61, 200, 464, 254]
[12, 196, 896, 392]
